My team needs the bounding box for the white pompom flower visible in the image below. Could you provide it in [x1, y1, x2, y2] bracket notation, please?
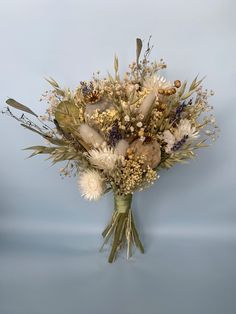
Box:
[78, 170, 105, 201]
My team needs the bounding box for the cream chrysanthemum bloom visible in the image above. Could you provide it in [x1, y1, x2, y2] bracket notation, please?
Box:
[87, 146, 121, 172]
[78, 170, 105, 201]
[143, 75, 172, 94]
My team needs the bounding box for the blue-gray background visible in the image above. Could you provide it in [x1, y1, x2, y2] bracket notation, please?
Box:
[0, 0, 235, 313]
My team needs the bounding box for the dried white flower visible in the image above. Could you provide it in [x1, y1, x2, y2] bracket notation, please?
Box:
[79, 123, 104, 148]
[87, 146, 120, 172]
[174, 119, 199, 141]
[136, 121, 143, 128]
[162, 119, 199, 153]
[143, 75, 172, 94]
[78, 170, 105, 201]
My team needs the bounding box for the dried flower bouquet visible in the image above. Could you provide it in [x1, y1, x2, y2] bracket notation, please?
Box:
[3, 38, 219, 263]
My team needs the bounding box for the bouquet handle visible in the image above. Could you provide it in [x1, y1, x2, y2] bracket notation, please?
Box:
[100, 193, 144, 263]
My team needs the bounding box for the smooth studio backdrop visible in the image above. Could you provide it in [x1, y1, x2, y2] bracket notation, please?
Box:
[0, 1, 235, 314]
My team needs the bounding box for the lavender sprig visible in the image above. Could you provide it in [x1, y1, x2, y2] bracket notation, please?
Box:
[171, 99, 193, 124]
[108, 121, 122, 146]
[172, 135, 189, 151]
[80, 81, 94, 97]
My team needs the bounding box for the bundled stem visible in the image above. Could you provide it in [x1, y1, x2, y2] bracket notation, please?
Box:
[100, 193, 144, 263]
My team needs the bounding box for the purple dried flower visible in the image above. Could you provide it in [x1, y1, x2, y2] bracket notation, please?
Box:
[80, 81, 94, 96]
[172, 99, 193, 122]
[108, 121, 122, 146]
[172, 135, 189, 151]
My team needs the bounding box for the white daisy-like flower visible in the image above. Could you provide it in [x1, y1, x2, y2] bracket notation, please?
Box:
[87, 146, 120, 172]
[143, 75, 172, 94]
[174, 119, 199, 141]
[162, 119, 199, 153]
[78, 170, 105, 201]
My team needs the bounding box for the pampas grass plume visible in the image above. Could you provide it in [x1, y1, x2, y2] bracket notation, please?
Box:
[115, 139, 129, 156]
[138, 92, 156, 118]
[79, 123, 104, 147]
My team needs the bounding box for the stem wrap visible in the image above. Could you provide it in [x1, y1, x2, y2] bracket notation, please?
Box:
[114, 194, 132, 213]
[100, 192, 144, 263]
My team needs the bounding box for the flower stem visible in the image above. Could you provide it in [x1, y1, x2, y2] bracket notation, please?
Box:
[100, 193, 144, 263]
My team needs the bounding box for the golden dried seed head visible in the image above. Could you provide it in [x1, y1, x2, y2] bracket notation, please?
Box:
[174, 80, 181, 88]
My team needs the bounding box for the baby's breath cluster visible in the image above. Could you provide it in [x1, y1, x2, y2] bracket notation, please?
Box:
[139, 166, 158, 191]
[112, 155, 149, 195]
[86, 108, 120, 134]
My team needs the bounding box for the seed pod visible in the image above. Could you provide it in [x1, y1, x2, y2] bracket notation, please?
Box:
[129, 139, 161, 169]
[174, 80, 181, 88]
